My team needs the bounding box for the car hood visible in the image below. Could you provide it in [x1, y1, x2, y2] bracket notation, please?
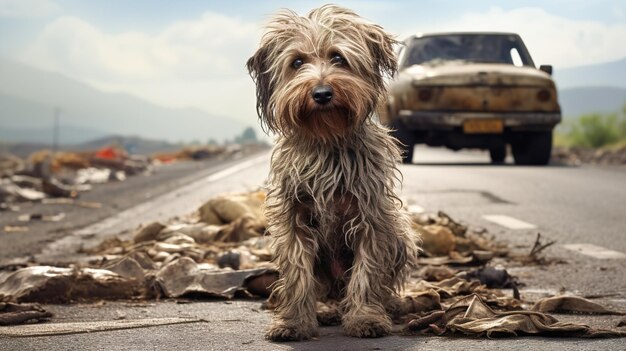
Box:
[401, 62, 555, 87]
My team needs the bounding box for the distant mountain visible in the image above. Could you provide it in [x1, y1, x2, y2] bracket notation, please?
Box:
[554, 57, 626, 89]
[0, 59, 246, 143]
[76, 135, 182, 155]
[559, 86, 626, 118]
[0, 106, 108, 144]
[0, 134, 183, 158]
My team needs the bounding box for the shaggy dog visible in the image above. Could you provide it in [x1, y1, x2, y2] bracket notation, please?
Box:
[247, 4, 419, 341]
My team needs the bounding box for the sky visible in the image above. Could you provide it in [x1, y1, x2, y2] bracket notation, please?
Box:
[0, 0, 625, 125]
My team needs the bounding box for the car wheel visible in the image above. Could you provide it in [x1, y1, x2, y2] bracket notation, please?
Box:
[512, 131, 552, 165]
[489, 145, 506, 164]
[390, 120, 415, 164]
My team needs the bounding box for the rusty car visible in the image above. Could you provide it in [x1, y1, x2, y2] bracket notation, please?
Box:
[380, 32, 561, 165]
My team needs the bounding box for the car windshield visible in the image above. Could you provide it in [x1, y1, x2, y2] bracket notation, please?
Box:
[403, 34, 534, 67]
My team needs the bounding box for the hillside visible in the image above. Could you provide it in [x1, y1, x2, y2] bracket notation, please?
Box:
[0, 134, 185, 158]
[0, 59, 246, 143]
[554, 57, 626, 90]
[559, 86, 626, 118]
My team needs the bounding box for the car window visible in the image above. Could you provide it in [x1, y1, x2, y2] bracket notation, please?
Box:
[403, 34, 534, 67]
[510, 48, 523, 67]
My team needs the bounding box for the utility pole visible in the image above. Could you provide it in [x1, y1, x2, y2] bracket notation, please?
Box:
[53, 107, 60, 154]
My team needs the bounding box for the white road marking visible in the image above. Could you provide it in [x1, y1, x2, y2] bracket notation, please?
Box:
[407, 205, 425, 214]
[562, 243, 626, 259]
[482, 215, 537, 230]
[204, 154, 268, 182]
[73, 154, 269, 237]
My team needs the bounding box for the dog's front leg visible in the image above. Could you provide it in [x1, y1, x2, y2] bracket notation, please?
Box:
[341, 244, 393, 338]
[266, 227, 318, 341]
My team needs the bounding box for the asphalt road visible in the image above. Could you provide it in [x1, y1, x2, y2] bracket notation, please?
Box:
[1, 146, 625, 350]
[403, 146, 626, 303]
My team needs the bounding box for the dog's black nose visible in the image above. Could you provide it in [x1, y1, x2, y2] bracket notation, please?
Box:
[312, 85, 333, 105]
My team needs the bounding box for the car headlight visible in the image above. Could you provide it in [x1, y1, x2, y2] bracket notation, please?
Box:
[537, 89, 551, 102]
[418, 88, 432, 102]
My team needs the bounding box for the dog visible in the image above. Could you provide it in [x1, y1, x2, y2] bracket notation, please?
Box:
[247, 4, 419, 341]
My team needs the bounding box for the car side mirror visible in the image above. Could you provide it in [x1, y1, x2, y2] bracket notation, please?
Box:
[539, 65, 553, 75]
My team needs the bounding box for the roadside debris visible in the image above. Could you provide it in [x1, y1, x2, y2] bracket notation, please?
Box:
[0, 190, 624, 339]
[405, 294, 626, 338]
[0, 302, 52, 326]
[552, 145, 626, 166]
[532, 296, 626, 315]
[2, 226, 28, 233]
[461, 267, 520, 299]
[17, 213, 66, 223]
[0, 147, 151, 210]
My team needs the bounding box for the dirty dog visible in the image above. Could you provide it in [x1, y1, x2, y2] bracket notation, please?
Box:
[247, 4, 419, 341]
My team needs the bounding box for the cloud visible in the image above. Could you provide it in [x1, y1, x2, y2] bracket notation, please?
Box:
[397, 7, 626, 68]
[16, 5, 626, 127]
[0, 0, 60, 18]
[19, 12, 261, 123]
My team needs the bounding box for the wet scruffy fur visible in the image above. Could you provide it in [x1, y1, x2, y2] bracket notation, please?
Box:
[247, 4, 420, 341]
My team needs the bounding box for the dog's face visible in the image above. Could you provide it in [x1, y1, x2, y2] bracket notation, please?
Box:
[247, 5, 397, 141]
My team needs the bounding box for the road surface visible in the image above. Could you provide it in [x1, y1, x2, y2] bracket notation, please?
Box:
[2, 146, 625, 350]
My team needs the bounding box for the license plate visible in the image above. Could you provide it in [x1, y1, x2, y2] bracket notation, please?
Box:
[463, 119, 503, 134]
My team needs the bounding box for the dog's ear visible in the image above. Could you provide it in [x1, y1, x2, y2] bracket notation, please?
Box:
[246, 44, 276, 134]
[363, 24, 398, 81]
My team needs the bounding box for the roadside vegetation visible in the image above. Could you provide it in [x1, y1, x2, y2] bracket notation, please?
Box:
[555, 104, 626, 149]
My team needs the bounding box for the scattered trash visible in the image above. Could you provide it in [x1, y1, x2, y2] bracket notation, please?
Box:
[528, 233, 557, 260]
[0, 189, 623, 339]
[198, 191, 266, 226]
[41, 178, 78, 198]
[154, 257, 274, 299]
[0, 146, 153, 212]
[418, 225, 456, 256]
[0, 266, 143, 303]
[415, 265, 457, 282]
[406, 294, 626, 338]
[2, 226, 29, 233]
[532, 296, 626, 315]
[0, 302, 52, 326]
[17, 213, 66, 222]
[0, 153, 26, 179]
[0, 202, 20, 212]
[462, 267, 520, 299]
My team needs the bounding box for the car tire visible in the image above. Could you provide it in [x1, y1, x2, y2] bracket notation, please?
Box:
[489, 145, 506, 164]
[390, 120, 415, 164]
[512, 131, 552, 165]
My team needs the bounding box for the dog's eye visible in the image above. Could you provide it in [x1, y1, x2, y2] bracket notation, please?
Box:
[330, 53, 346, 66]
[292, 58, 304, 69]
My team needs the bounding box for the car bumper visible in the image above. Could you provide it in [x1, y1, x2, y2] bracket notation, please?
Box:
[397, 110, 561, 131]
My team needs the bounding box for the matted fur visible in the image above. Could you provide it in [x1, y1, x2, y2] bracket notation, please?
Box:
[247, 4, 420, 341]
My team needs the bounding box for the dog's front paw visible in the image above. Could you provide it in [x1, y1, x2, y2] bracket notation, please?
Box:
[266, 323, 318, 342]
[342, 315, 392, 338]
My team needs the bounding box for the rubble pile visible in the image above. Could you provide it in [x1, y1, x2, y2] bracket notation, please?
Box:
[0, 147, 150, 206]
[152, 145, 229, 163]
[0, 190, 624, 338]
[552, 145, 626, 166]
[152, 143, 268, 164]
